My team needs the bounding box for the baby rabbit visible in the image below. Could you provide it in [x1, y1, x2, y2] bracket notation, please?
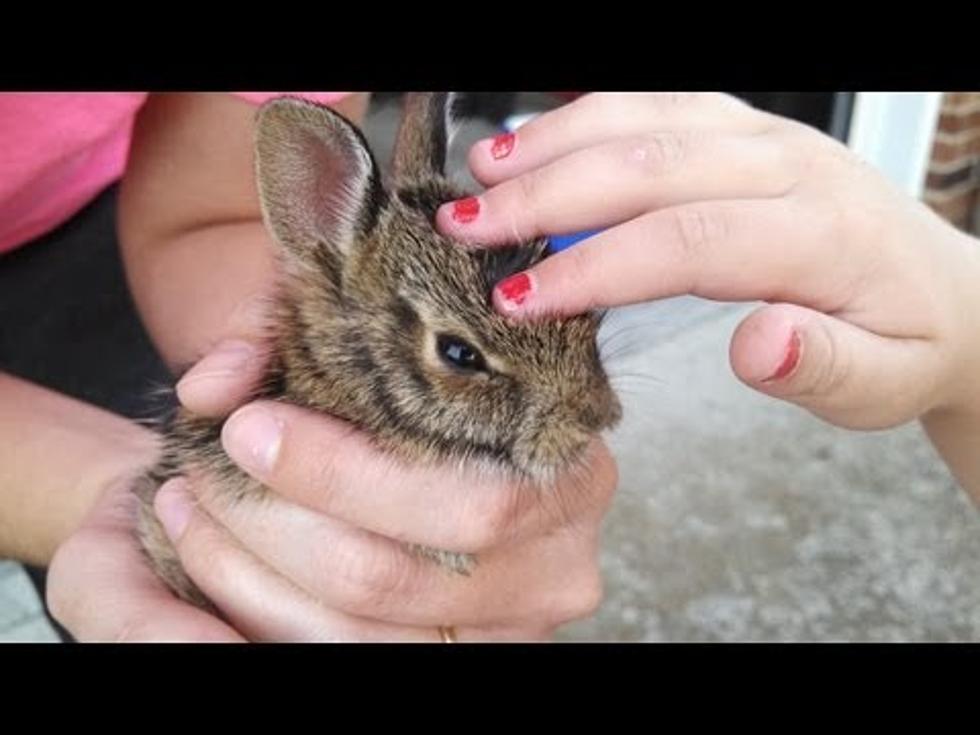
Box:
[135, 92, 622, 611]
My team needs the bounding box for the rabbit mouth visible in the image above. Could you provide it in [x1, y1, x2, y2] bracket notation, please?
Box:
[508, 391, 621, 482]
[510, 426, 595, 484]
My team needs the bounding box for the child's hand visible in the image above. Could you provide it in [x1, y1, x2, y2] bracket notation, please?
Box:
[436, 93, 980, 434]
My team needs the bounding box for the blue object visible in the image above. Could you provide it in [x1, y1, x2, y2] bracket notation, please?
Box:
[547, 229, 602, 253]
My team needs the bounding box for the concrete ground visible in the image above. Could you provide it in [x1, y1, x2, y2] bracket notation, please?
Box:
[2, 93, 978, 642]
[560, 299, 980, 641]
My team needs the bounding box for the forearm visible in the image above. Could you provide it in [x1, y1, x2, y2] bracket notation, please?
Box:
[922, 401, 980, 504]
[120, 219, 275, 371]
[920, 229, 980, 503]
[0, 373, 160, 565]
[117, 92, 371, 372]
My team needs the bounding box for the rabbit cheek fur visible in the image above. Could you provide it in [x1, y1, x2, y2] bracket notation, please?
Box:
[135, 93, 623, 610]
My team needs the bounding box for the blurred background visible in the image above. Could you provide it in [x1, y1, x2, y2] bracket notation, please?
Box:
[2, 91, 979, 641]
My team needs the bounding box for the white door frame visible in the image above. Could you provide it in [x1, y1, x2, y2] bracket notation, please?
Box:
[846, 92, 944, 199]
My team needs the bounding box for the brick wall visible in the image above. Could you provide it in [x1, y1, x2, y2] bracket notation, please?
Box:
[923, 92, 980, 235]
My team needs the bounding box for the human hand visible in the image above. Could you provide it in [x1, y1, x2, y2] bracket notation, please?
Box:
[435, 92, 980, 433]
[47, 473, 244, 642]
[143, 398, 617, 641]
[142, 335, 619, 642]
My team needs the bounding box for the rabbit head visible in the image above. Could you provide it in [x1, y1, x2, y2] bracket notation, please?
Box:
[254, 93, 621, 483]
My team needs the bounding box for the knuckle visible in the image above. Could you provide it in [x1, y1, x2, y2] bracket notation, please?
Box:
[302, 439, 356, 512]
[467, 483, 524, 550]
[185, 527, 233, 580]
[515, 168, 541, 206]
[621, 132, 689, 174]
[670, 205, 728, 262]
[507, 172, 547, 240]
[823, 191, 883, 272]
[549, 569, 605, 625]
[551, 243, 601, 312]
[174, 510, 238, 583]
[333, 542, 413, 614]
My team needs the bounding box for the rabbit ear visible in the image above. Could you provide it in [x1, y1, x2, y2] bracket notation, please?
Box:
[255, 98, 385, 259]
[390, 92, 458, 180]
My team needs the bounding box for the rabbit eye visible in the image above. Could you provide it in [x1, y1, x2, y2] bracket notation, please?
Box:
[436, 334, 488, 373]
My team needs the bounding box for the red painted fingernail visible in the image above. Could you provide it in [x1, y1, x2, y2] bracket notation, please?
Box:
[763, 330, 801, 382]
[452, 197, 480, 224]
[496, 272, 532, 311]
[490, 132, 515, 160]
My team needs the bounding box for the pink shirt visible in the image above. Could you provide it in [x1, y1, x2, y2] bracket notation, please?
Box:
[0, 92, 351, 255]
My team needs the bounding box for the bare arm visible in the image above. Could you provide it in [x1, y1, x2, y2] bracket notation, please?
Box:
[922, 394, 980, 504]
[435, 92, 980, 502]
[43, 92, 614, 642]
[0, 373, 159, 565]
[118, 92, 370, 370]
[0, 93, 369, 564]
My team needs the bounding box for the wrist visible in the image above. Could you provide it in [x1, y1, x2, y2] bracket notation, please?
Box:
[925, 228, 980, 418]
[0, 374, 162, 565]
[919, 232, 980, 501]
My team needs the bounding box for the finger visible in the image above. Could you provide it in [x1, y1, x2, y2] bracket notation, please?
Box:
[159, 479, 548, 641]
[155, 478, 430, 641]
[437, 131, 795, 246]
[219, 401, 618, 553]
[46, 486, 243, 642]
[729, 303, 945, 429]
[175, 339, 269, 417]
[175, 293, 273, 418]
[192, 473, 608, 630]
[465, 92, 771, 188]
[488, 199, 859, 320]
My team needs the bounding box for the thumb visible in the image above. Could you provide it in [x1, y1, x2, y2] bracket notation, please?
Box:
[729, 303, 944, 430]
[175, 295, 272, 418]
[175, 338, 271, 418]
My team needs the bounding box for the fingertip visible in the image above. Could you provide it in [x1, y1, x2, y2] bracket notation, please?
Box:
[492, 270, 536, 318]
[154, 478, 194, 543]
[435, 201, 464, 239]
[466, 138, 497, 184]
[176, 339, 264, 417]
[467, 133, 517, 186]
[763, 330, 802, 383]
[221, 403, 284, 478]
[729, 305, 802, 386]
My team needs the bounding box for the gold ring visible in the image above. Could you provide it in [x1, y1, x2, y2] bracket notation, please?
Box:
[438, 625, 457, 643]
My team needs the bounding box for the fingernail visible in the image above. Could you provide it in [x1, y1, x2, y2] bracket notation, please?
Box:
[763, 330, 802, 382]
[222, 406, 284, 477]
[155, 478, 193, 542]
[452, 197, 481, 224]
[489, 132, 515, 160]
[177, 340, 257, 390]
[495, 272, 533, 312]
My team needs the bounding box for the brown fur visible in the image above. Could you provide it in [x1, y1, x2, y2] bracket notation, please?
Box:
[136, 93, 622, 608]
